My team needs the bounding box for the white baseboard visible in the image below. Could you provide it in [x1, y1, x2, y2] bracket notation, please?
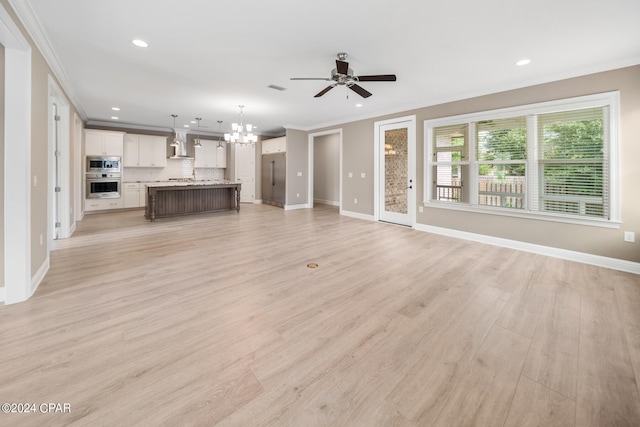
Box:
[415, 223, 640, 274]
[340, 210, 375, 221]
[314, 198, 340, 207]
[284, 203, 310, 211]
[30, 256, 50, 299]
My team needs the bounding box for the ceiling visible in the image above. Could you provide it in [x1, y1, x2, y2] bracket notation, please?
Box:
[17, 0, 640, 136]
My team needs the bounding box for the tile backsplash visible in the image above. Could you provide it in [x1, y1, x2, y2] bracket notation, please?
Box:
[123, 158, 225, 182]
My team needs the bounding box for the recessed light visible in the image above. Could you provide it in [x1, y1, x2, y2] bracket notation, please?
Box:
[183, 124, 190, 128]
[355, 103, 363, 107]
[111, 116, 119, 120]
[516, 59, 531, 66]
[190, 120, 196, 124]
[132, 39, 148, 48]
[112, 107, 120, 111]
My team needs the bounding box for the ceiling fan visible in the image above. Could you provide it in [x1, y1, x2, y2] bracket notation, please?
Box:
[290, 52, 396, 98]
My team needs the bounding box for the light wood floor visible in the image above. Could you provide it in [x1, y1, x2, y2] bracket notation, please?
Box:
[2, 204, 640, 426]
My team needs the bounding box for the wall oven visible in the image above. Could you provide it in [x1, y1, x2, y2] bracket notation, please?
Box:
[87, 156, 121, 173]
[86, 172, 121, 199]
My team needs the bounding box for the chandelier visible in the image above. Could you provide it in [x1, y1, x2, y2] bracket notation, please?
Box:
[224, 105, 257, 145]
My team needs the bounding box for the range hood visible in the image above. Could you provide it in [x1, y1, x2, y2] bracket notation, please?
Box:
[168, 128, 193, 159]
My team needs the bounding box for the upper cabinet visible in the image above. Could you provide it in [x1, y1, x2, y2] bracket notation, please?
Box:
[85, 130, 124, 156]
[262, 136, 286, 154]
[124, 134, 167, 167]
[194, 140, 227, 168]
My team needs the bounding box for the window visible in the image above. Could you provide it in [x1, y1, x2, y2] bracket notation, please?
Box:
[425, 92, 619, 225]
[432, 124, 468, 202]
[476, 117, 527, 209]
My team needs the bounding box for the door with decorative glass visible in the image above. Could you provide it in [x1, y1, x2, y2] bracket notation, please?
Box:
[377, 116, 416, 226]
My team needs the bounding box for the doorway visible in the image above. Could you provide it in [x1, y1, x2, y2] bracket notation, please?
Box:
[375, 116, 416, 226]
[308, 129, 342, 210]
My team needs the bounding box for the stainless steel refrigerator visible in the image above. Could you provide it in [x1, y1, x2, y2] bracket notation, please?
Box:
[262, 152, 286, 207]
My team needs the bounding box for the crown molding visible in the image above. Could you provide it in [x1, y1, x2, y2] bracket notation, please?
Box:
[8, 0, 87, 121]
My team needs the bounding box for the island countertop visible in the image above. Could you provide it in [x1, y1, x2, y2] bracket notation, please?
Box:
[145, 182, 241, 221]
[145, 180, 241, 188]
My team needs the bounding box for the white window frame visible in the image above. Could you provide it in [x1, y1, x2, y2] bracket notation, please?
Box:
[424, 91, 620, 228]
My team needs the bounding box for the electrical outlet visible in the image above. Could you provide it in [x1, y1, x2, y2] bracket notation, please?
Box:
[624, 231, 635, 242]
[354, 198, 358, 204]
[297, 171, 302, 177]
[419, 206, 424, 213]
[361, 172, 366, 178]
[40, 234, 43, 245]
[296, 193, 300, 198]
[33, 175, 38, 187]
[348, 172, 353, 178]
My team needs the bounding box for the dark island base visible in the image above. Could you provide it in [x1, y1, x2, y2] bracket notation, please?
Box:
[145, 183, 241, 222]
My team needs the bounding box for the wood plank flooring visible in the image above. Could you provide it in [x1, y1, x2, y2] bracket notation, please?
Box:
[1, 203, 639, 426]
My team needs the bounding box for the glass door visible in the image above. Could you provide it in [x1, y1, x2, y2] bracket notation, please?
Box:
[378, 117, 415, 226]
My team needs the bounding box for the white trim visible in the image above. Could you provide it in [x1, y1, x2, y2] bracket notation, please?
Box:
[254, 199, 263, 204]
[7, 0, 87, 121]
[0, 286, 5, 302]
[31, 257, 50, 297]
[2, 3, 33, 304]
[314, 199, 340, 206]
[374, 115, 416, 226]
[424, 91, 620, 226]
[49, 75, 72, 240]
[308, 128, 343, 210]
[284, 203, 310, 211]
[340, 210, 375, 221]
[415, 223, 640, 275]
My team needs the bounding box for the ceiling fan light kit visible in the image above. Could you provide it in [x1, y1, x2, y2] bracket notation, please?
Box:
[291, 52, 396, 98]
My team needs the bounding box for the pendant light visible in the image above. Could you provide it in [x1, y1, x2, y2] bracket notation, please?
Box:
[217, 121, 224, 150]
[170, 114, 180, 147]
[194, 117, 202, 148]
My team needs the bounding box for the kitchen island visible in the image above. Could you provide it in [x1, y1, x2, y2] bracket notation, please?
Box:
[145, 181, 241, 221]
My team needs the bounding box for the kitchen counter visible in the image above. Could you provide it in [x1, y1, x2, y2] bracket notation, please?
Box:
[144, 182, 241, 221]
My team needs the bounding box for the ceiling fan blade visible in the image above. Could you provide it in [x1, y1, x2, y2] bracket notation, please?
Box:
[290, 77, 332, 81]
[349, 84, 372, 98]
[336, 60, 349, 75]
[314, 85, 335, 97]
[357, 74, 397, 82]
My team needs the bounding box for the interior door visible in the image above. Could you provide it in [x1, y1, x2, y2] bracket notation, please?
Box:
[378, 118, 415, 226]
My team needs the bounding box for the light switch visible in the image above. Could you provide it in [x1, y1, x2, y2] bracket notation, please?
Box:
[361, 173, 366, 178]
[348, 172, 353, 178]
[297, 171, 302, 177]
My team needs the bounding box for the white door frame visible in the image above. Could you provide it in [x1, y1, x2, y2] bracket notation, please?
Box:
[307, 128, 342, 210]
[73, 113, 83, 222]
[48, 75, 71, 240]
[2, 3, 32, 304]
[374, 115, 416, 226]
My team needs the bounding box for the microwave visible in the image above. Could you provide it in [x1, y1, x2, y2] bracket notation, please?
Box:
[87, 156, 121, 173]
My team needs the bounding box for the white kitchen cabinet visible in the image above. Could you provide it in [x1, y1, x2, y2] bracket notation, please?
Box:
[194, 140, 226, 168]
[123, 182, 141, 208]
[85, 198, 123, 211]
[85, 130, 124, 156]
[261, 136, 286, 154]
[124, 134, 167, 167]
